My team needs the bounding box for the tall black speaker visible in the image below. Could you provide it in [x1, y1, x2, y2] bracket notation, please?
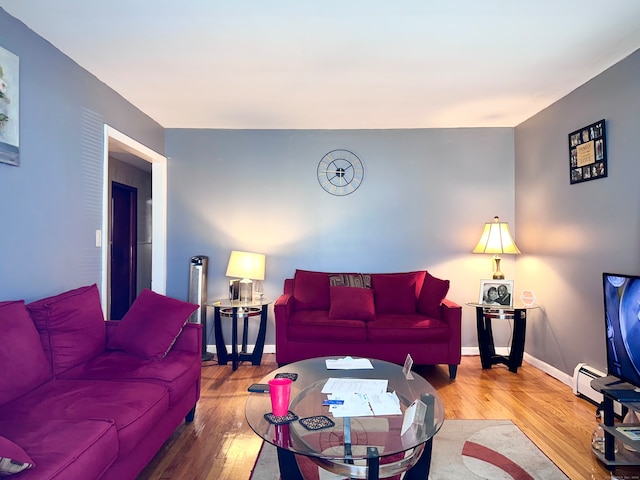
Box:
[189, 255, 214, 361]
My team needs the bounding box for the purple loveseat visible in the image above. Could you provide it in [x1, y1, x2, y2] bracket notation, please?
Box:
[274, 270, 462, 379]
[0, 285, 202, 480]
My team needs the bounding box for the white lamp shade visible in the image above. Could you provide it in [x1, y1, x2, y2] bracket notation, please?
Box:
[472, 216, 521, 255]
[225, 251, 266, 280]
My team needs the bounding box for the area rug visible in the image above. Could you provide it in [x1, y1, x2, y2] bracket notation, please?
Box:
[250, 419, 568, 479]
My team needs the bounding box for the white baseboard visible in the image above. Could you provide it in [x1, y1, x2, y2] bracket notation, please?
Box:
[461, 347, 572, 388]
[206, 344, 573, 388]
[205, 344, 276, 355]
[523, 352, 573, 388]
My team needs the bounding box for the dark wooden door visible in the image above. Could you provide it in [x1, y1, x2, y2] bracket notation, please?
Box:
[111, 182, 137, 320]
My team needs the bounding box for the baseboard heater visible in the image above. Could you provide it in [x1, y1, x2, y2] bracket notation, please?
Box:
[573, 363, 622, 416]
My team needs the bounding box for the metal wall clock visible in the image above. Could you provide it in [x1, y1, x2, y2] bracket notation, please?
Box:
[317, 149, 365, 196]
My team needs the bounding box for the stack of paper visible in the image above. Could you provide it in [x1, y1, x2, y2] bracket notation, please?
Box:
[325, 357, 374, 369]
[321, 378, 402, 417]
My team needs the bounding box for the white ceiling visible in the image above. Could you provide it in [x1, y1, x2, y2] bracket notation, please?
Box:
[2, 1, 640, 129]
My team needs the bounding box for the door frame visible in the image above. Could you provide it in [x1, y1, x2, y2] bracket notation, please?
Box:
[102, 125, 167, 315]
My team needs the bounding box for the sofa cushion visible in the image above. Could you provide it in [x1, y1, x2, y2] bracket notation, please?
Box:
[27, 284, 106, 375]
[0, 419, 117, 480]
[58, 349, 201, 407]
[329, 273, 372, 289]
[0, 301, 52, 406]
[108, 289, 198, 361]
[288, 310, 367, 342]
[0, 435, 35, 475]
[293, 270, 331, 310]
[417, 272, 450, 318]
[371, 272, 424, 314]
[367, 314, 450, 343]
[329, 286, 375, 321]
[0, 379, 169, 458]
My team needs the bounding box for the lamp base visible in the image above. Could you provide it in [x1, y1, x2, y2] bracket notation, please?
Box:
[492, 256, 505, 279]
[239, 279, 253, 302]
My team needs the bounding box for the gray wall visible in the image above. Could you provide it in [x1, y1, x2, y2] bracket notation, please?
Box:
[515, 49, 640, 376]
[0, 9, 164, 301]
[7, 4, 636, 379]
[165, 128, 516, 348]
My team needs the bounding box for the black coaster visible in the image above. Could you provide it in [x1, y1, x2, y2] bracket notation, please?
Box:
[299, 415, 335, 431]
[264, 411, 298, 425]
[275, 372, 298, 381]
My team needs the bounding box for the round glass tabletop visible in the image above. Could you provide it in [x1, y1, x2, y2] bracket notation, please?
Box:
[245, 357, 444, 478]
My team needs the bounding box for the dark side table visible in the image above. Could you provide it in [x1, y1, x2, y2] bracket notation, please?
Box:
[467, 303, 539, 373]
[208, 298, 271, 370]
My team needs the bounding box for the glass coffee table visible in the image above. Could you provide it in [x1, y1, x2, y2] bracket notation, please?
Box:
[245, 357, 444, 479]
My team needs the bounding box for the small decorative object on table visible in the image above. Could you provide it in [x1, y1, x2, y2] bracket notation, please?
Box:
[479, 279, 514, 307]
[299, 415, 335, 431]
[264, 411, 298, 425]
[275, 372, 298, 381]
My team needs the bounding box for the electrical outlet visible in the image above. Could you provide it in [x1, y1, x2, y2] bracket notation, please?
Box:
[95, 230, 102, 247]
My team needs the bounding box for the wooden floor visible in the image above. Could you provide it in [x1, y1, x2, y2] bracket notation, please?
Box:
[137, 355, 631, 480]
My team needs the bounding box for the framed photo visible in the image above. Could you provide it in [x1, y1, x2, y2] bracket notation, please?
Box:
[0, 45, 19, 167]
[229, 279, 240, 301]
[568, 119, 606, 185]
[479, 279, 514, 307]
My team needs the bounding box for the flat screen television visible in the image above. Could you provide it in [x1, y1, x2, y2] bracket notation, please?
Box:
[603, 272, 640, 388]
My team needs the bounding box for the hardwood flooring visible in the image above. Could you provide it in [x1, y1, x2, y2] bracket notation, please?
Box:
[138, 355, 631, 480]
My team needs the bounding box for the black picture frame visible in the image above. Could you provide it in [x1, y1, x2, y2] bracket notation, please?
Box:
[568, 119, 607, 185]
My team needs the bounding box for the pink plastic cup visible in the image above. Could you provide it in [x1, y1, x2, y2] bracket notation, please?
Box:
[268, 378, 292, 416]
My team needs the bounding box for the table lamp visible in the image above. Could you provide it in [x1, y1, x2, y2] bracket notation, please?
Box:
[472, 216, 520, 279]
[225, 250, 266, 302]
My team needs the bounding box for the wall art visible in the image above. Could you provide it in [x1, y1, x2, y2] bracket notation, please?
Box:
[0, 45, 19, 166]
[568, 119, 606, 184]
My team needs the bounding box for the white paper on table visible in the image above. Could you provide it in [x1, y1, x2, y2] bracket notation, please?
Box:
[327, 392, 401, 417]
[367, 391, 402, 416]
[325, 357, 374, 369]
[328, 393, 374, 417]
[321, 378, 388, 395]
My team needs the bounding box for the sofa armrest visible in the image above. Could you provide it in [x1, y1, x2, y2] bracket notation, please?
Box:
[172, 323, 202, 355]
[274, 288, 295, 363]
[104, 320, 202, 355]
[440, 298, 462, 354]
[274, 293, 294, 333]
[440, 299, 462, 325]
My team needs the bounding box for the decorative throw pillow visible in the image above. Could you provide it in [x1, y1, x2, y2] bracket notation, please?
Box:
[328, 286, 376, 321]
[0, 436, 35, 475]
[417, 271, 450, 318]
[371, 272, 421, 314]
[329, 273, 372, 289]
[292, 270, 331, 310]
[107, 289, 198, 361]
[27, 284, 106, 375]
[0, 301, 52, 406]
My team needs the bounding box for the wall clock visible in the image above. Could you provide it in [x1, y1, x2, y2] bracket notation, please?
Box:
[317, 149, 364, 196]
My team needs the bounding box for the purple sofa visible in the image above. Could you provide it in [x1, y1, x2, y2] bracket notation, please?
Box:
[0, 285, 202, 479]
[274, 270, 462, 379]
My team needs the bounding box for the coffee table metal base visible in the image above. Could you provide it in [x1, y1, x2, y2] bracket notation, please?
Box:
[274, 439, 432, 480]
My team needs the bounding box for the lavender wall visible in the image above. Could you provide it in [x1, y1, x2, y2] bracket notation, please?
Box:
[0, 9, 164, 301]
[165, 128, 516, 348]
[515, 49, 640, 377]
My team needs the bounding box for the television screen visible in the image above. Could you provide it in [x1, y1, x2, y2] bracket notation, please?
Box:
[603, 273, 640, 387]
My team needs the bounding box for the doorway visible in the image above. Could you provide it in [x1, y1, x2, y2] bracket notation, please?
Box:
[102, 125, 167, 319]
[110, 182, 137, 319]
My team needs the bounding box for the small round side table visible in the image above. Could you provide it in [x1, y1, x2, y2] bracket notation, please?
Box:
[466, 303, 539, 373]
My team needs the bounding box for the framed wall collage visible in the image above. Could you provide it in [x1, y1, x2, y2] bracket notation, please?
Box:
[568, 119, 606, 185]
